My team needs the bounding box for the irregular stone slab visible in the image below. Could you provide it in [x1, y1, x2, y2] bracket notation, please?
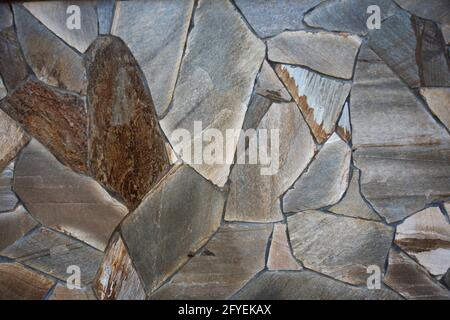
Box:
[0, 206, 37, 251]
[13, 140, 128, 251]
[0, 162, 18, 213]
[420, 87, 450, 130]
[160, 0, 265, 187]
[394, 0, 450, 25]
[0, 3, 12, 31]
[111, 0, 194, 116]
[283, 134, 351, 213]
[97, 0, 115, 35]
[225, 102, 315, 222]
[267, 223, 302, 271]
[85, 36, 170, 209]
[354, 145, 450, 223]
[0, 77, 6, 100]
[121, 165, 225, 294]
[233, 271, 401, 300]
[23, 1, 98, 53]
[49, 283, 96, 300]
[384, 248, 450, 300]
[0, 109, 28, 173]
[1, 79, 88, 173]
[1, 227, 103, 284]
[14, 5, 86, 95]
[150, 224, 272, 299]
[329, 168, 381, 221]
[94, 234, 146, 300]
[234, 0, 323, 38]
[336, 102, 351, 142]
[276, 65, 351, 143]
[304, 0, 400, 35]
[0, 263, 53, 300]
[395, 207, 450, 276]
[268, 31, 361, 79]
[255, 61, 290, 102]
[287, 211, 394, 285]
[241, 94, 273, 132]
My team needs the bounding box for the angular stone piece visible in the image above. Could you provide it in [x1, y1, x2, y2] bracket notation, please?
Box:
[241, 94, 273, 132]
[111, 0, 194, 116]
[97, 0, 115, 35]
[1, 227, 103, 284]
[0, 77, 6, 100]
[85, 36, 170, 209]
[0, 206, 37, 251]
[14, 5, 87, 94]
[442, 24, 450, 45]
[276, 64, 351, 143]
[329, 168, 381, 221]
[283, 134, 351, 213]
[233, 271, 401, 300]
[268, 31, 361, 79]
[0, 109, 28, 173]
[395, 207, 450, 276]
[420, 87, 450, 130]
[13, 140, 128, 251]
[304, 0, 400, 35]
[394, 0, 450, 25]
[0, 3, 12, 31]
[267, 223, 302, 271]
[255, 61, 290, 102]
[94, 234, 146, 300]
[150, 224, 272, 299]
[442, 268, 450, 289]
[121, 165, 225, 294]
[287, 211, 394, 285]
[384, 248, 450, 300]
[0, 162, 18, 213]
[160, 0, 265, 187]
[234, 0, 324, 38]
[0, 263, 53, 300]
[48, 283, 96, 300]
[336, 102, 351, 142]
[225, 102, 315, 222]
[23, 1, 98, 53]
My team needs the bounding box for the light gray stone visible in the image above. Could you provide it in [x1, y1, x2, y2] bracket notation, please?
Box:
[267, 223, 302, 271]
[420, 87, 450, 131]
[336, 102, 351, 142]
[0, 205, 37, 251]
[394, 0, 450, 25]
[241, 94, 273, 132]
[255, 61, 290, 102]
[0, 77, 6, 100]
[0, 162, 18, 213]
[97, 0, 115, 34]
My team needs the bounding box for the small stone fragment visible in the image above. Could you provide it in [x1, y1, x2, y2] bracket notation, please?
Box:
[241, 94, 273, 132]
[255, 61, 290, 102]
[0, 162, 18, 213]
[0, 205, 37, 251]
[267, 223, 302, 271]
[336, 102, 351, 142]
[0, 77, 6, 100]
[0, 109, 28, 174]
[96, 0, 115, 35]
[394, 0, 450, 25]
[420, 87, 450, 130]
[48, 283, 96, 300]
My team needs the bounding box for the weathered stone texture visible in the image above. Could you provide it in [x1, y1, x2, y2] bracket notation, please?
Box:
[267, 224, 302, 271]
[0, 109, 29, 173]
[0, 205, 37, 251]
[48, 283, 96, 300]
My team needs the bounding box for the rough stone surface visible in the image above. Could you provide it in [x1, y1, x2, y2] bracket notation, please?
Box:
[121, 165, 225, 294]
[255, 61, 290, 102]
[442, 24, 450, 45]
[86, 36, 170, 209]
[150, 224, 272, 299]
[336, 102, 351, 143]
[0, 77, 6, 100]
[0, 206, 37, 251]
[97, 0, 115, 35]
[160, 0, 265, 187]
[287, 211, 394, 285]
[0, 109, 28, 174]
[0, 162, 18, 213]
[268, 31, 361, 79]
[420, 87, 450, 130]
[48, 283, 96, 300]
[267, 224, 302, 271]
[13, 140, 128, 251]
[283, 134, 351, 213]
[225, 102, 316, 222]
[276, 64, 351, 143]
[0, 3, 12, 31]
[394, 0, 450, 25]
[241, 94, 273, 132]
[111, 0, 194, 116]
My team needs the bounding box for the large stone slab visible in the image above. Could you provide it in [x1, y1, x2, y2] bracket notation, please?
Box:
[85, 36, 170, 209]
[111, 0, 194, 116]
[0, 109, 28, 173]
[267, 223, 302, 271]
[283, 134, 351, 213]
[276, 64, 351, 143]
[225, 102, 316, 222]
[287, 211, 394, 285]
[150, 224, 272, 300]
[121, 164, 225, 294]
[0, 162, 18, 213]
[420, 87, 450, 130]
[160, 0, 265, 187]
[48, 283, 96, 300]
[13, 140, 128, 251]
[0, 205, 37, 251]
[394, 0, 450, 25]
[23, 1, 98, 53]
[255, 61, 290, 102]
[268, 31, 361, 79]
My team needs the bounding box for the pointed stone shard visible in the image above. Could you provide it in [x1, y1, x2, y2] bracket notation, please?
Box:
[13, 140, 128, 251]
[225, 102, 315, 222]
[329, 168, 381, 221]
[241, 94, 273, 132]
[268, 31, 361, 79]
[160, 0, 265, 187]
[85, 36, 170, 209]
[287, 211, 393, 285]
[394, 0, 450, 25]
[0, 109, 28, 173]
[97, 0, 115, 35]
[304, 0, 400, 35]
[23, 1, 98, 53]
[276, 65, 351, 143]
[0, 3, 12, 31]
[336, 102, 351, 142]
[94, 234, 146, 300]
[0, 263, 54, 300]
[420, 87, 450, 130]
[0, 77, 6, 100]
[150, 224, 272, 299]
[111, 0, 194, 116]
[267, 223, 302, 271]
[14, 5, 87, 94]
[395, 207, 450, 276]
[255, 61, 291, 102]
[0, 206, 37, 251]
[48, 283, 96, 300]
[283, 134, 351, 213]
[384, 248, 450, 300]
[0, 162, 18, 213]
[234, 271, 401, 300]
[121, 165, 225, 294]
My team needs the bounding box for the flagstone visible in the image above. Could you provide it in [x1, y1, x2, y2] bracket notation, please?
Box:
[97, 0, 115, 35]
[420, 87, 450, 130]
[48, 283, 96, 300]
[255, 61, 291, 102]
[267, 224, 302, 271]
[394, 0, 450, 25]
[0, 109, 28, 174]
[0, 206, 37, 251]
[336, 102, 351, 143]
